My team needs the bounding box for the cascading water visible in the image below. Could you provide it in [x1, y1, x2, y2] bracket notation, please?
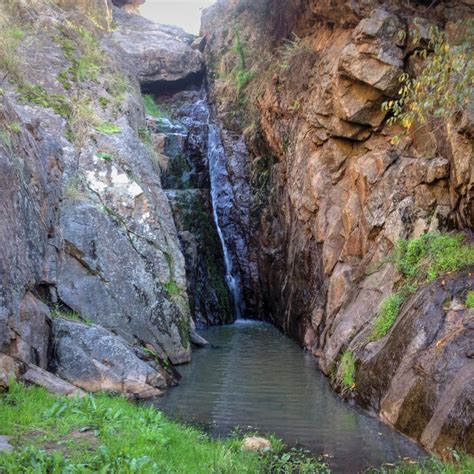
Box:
[207, 123, 244, 320]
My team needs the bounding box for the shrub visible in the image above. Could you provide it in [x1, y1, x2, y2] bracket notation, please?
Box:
[383, 20, 473, 139]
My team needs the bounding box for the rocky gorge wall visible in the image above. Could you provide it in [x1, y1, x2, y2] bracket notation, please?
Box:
[0, 0, 230, 398]
[202, 0, 474, 456]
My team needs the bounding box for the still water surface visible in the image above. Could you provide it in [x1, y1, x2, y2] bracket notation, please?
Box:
[156, 320, 425, 473]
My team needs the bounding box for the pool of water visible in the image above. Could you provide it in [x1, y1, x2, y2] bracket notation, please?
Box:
[155, 320, 426, 472]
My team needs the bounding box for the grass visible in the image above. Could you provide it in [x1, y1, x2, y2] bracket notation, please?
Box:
[371, 293, 405, 340]
[339, 350, 356, 390]
[370, 233, 474, 340]
[164, 281, 181, 297]
[143, 94, 167, 119]
[50, 308, 92, 326]
[367, 452, 474, 474]
[466, 291, 474, 309]
[0, 383, 330, 473]
[18, 84, 72, 119]
[96, 151, 114, 162]
[95, 122, 121, 135]
[0, 25, 25, 84]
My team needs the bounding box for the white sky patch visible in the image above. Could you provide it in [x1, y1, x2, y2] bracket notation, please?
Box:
[140, 0, 216, 35]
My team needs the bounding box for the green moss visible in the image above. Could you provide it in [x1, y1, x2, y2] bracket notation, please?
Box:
[175, 192, 233, 322]
[466, 291, 474, 309]
[99, 96, 109, 109]
[371, 293, 405, 340]
[95, 122, 121, 135]
[339, 350, 356, 389]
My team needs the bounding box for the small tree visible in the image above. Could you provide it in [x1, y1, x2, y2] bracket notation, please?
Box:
[383, 20, 473, 142]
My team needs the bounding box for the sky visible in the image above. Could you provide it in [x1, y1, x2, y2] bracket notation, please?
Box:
[140, 0, 217, 35]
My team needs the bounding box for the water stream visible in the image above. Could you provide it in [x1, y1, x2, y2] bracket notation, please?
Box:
[156, 321, 426, 473]
[207, 122, 244, 319]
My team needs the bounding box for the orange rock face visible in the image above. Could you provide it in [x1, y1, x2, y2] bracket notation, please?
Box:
[202, 0, 474, 456]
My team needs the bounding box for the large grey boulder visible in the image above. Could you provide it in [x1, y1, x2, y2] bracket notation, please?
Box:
[110, 8, 203, 86]
[51, 318, 167, 398]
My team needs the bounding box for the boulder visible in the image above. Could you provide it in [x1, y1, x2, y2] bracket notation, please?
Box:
[241, 436, 272, 453]
[51, 318, 167, 398]
[110, 8, 203, 87]
[22, 364, 85, 397]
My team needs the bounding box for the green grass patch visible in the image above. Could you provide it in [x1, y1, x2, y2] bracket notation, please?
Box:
[339, 350, 356, 390]
[0, 383, 329, 473]
[96, 151, 114, 162]
[367, 452, 474, 474]
[394, 233, 474, 283]
[371, 233, 473, 340]
[0, 25, 26, 83]
[371, 293, 405, 340]
[164, 281, 181, 297]
[466, 291, 474, 309]
[18, 84, 72, 118]
[143, 94, 167, 119]
[95, 122, 121, 135]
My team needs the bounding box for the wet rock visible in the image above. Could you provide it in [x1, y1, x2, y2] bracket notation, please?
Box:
[241, 436, 272, 453]
[51, 318, 167, 398]
[111, 8, 203, 87]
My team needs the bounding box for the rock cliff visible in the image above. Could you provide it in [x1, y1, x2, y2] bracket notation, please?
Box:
[0, 0, 218, 397]
[202, 0, 473, 456]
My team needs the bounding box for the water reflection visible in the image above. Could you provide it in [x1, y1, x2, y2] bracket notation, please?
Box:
[155, 320, 425, 472]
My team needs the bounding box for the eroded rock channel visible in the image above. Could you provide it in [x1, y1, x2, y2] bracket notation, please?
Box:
[0, 0, 472, 468]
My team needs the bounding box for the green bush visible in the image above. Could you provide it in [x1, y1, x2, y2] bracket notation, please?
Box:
[383, 20, 473, 139]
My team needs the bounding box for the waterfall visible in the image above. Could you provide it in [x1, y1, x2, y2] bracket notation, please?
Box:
[207, 123, 244, 320]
